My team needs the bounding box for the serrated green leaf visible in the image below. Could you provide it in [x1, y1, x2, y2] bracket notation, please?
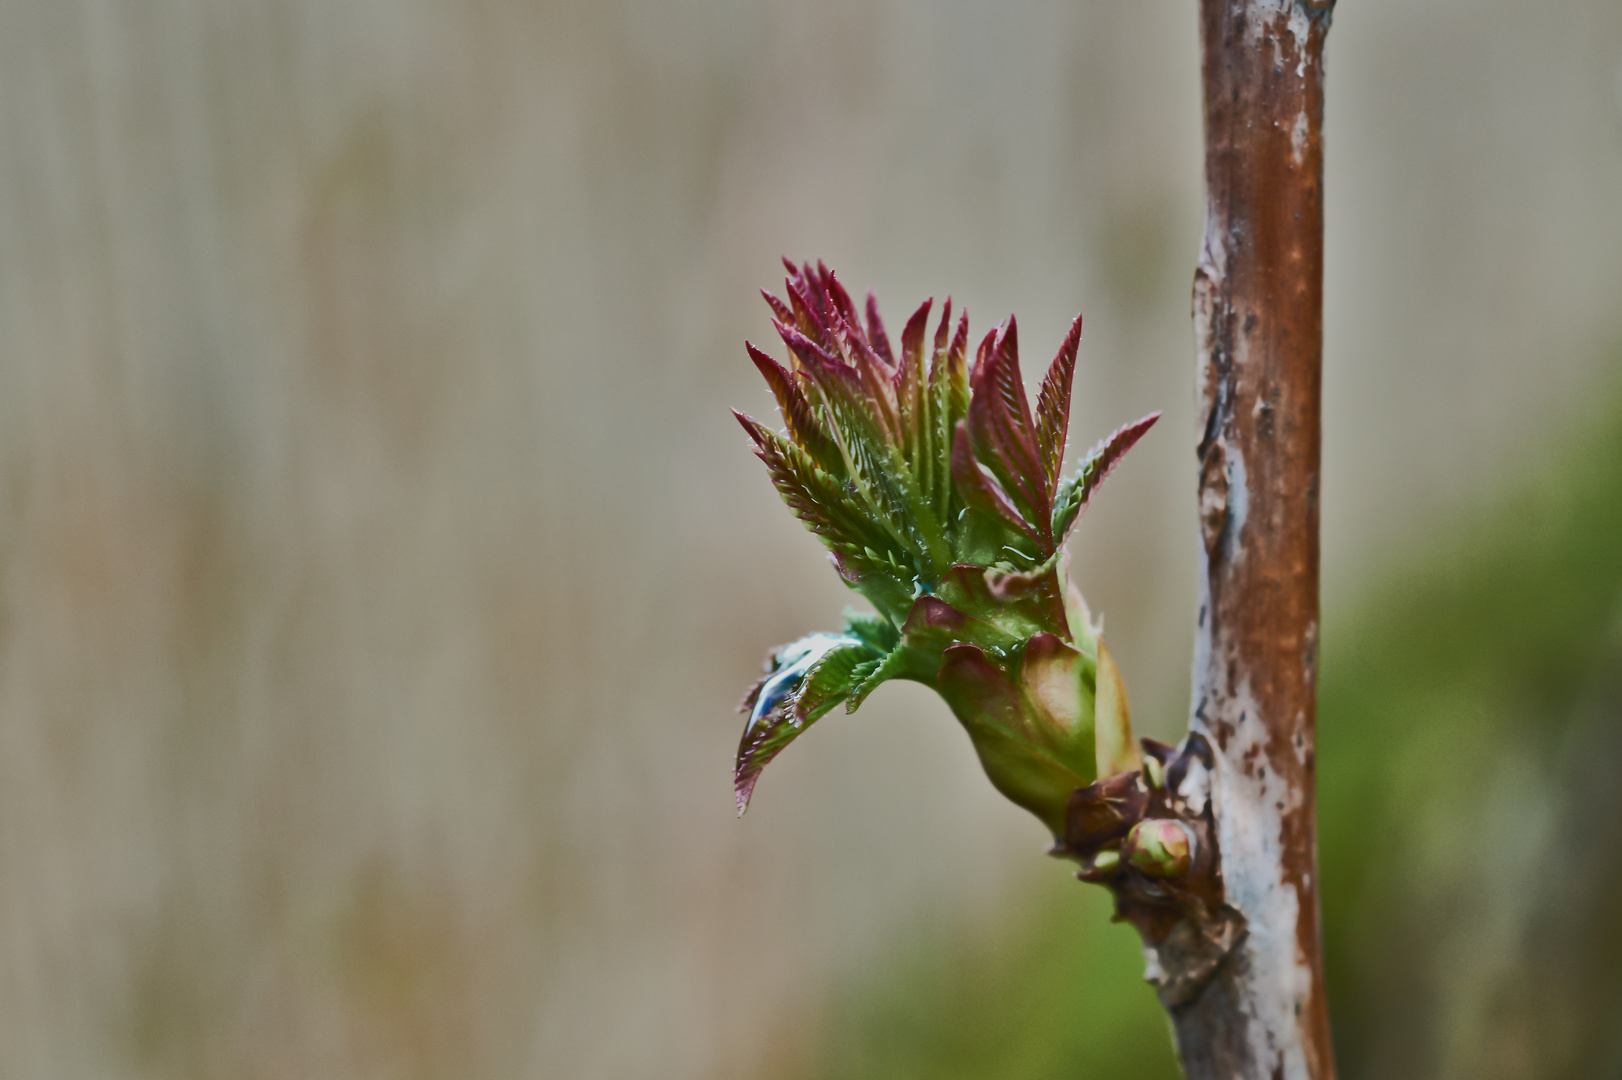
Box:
[844, 648, 907, 712]
[735, 634, 880, 813]
[842, 609, 901, 653]
[746, 342, 844, 475]
[736, 411, 904, 565]
[1051, 412, 1161, 544]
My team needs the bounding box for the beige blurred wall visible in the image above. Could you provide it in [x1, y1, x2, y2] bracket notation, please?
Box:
[0, 0, 1616, 1077]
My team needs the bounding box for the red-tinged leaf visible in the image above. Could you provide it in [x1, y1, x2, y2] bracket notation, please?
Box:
[774, 336, 932, 566]
[746, 342, 844, 475]
[783, 256, 812, 288]
[912, 298, 951, 510]
[819, 263, 861, 330]
[761, 289, 795, 328]
[833, 308, 902, 441]
[793, 260, 826, 311]
[1051, 411, 1162, 542]
[951, 421, 1045, 550]
[865, 290, 895, 367]
[975, 324, 996, 366]
[896, 298, 933, 463]
[780, 319, 899, 468]
[937, 643, 1028, 739]
[775, 319, 844, 377]
[967, 317, 1051, 527]
[944, 310, 971, 432]
[734, 408, 769, 449]
[791, 261, 859, 355]
[899, 298, 933, 370]
[784, 276, 837, 354]
[904, 592, 1024, 653]
[825, 549, 888, 589]
[983, 558, 1057, 601]
[736, 633, 875, 813]
[1036, 313, 1082, 486]
[930, 309, 972, 517]
[903, 594, 970, 635]
[949, 309, 970, 370]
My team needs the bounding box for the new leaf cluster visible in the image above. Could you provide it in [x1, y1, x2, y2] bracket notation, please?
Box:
[734, 260, 1157, 833]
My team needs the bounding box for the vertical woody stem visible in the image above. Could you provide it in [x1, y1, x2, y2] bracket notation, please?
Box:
[1177, 0, 1335, 1077]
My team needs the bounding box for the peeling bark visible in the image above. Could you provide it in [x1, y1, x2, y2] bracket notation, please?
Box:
[1175, 0, 1336, 1077]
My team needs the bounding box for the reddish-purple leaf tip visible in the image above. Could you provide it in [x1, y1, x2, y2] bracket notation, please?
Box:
[865, 290, 895, 367]
[951, 420, 1046, 550]
[1036, 314, 1082, 484]
[900, 299, 934, 364]
[735, 773, 759, 816]
[733, 408, 768, 448]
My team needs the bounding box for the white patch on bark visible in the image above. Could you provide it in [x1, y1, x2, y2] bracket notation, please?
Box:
[1178, 753, 1211, 818]
[1290, 110, 1309, 166]
[1192, 211, 1224, 442]
[1223, 446, 1249, 565]
[1199, 196, 1227, 280]
[1249, 0, 1314, 78]
[1190, 449, 1317, 1074]
[1202, 680, 1315, 1078]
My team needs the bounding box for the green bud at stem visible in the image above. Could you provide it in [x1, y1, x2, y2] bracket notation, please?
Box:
[1123, 819, 1193, 878]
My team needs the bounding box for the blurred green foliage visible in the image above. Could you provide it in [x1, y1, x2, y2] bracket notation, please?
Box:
[804, 375, 1622, 1080]
[815, 882, 1181, 1080]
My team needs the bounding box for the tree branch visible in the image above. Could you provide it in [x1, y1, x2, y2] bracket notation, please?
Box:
[1175, 0, 1335, 1076]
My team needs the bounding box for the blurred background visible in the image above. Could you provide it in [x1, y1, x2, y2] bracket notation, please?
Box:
[0, 0, 1619, 1077]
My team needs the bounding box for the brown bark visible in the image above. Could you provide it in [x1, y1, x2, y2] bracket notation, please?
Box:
[1056, 4, 1335, 1072]
[1175, 0, 1335, 1077]
[1174, 0, 1336, 1070]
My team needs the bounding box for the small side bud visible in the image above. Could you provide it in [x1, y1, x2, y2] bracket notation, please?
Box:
[1143, 754, 1166, 791]
[1124, 819, 1194, 878]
